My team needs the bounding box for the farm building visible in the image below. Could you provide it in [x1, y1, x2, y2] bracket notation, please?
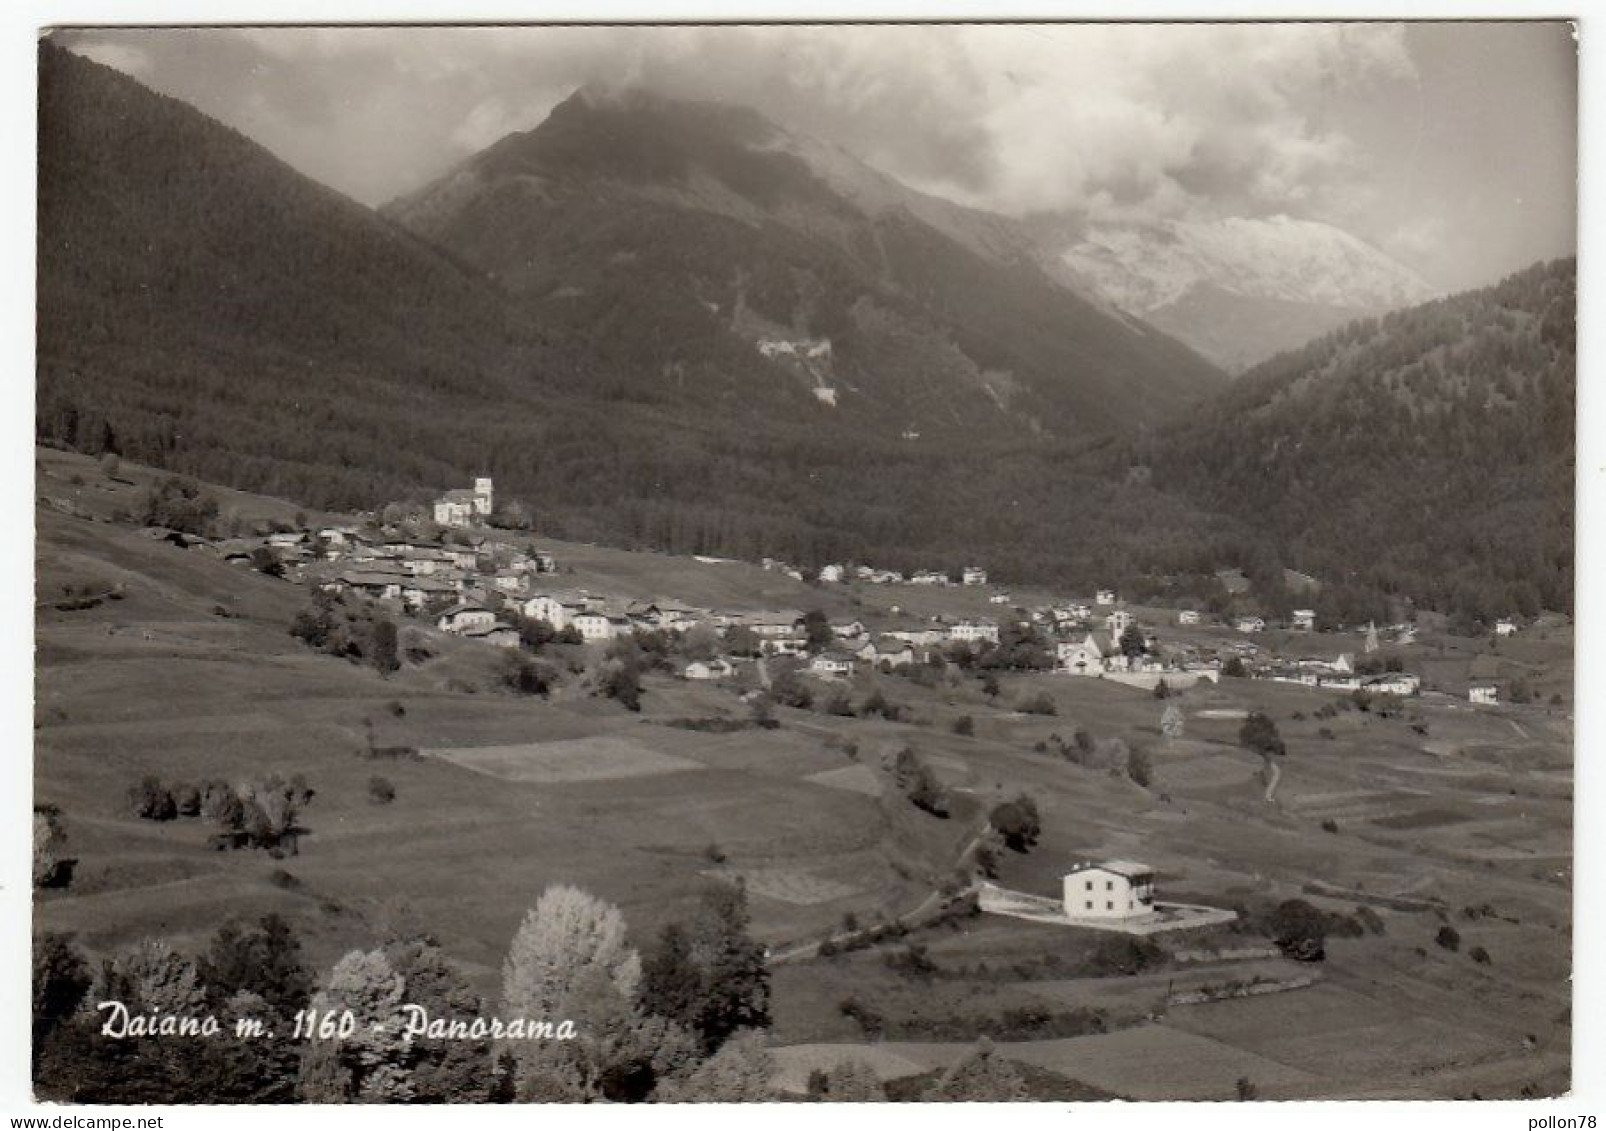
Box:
[1495, 618, 1519, 636]
[437, 603, 495, 634]
[1236, 616, 1267, 634]
[1177, 609, 1200, 626]
[1469, 684, 1499, 705]
[809, 651, 856, 677]
[1063, 861, 1156, 919]
[1291, 609, 1317, 631]
[962, 566, 988, 586]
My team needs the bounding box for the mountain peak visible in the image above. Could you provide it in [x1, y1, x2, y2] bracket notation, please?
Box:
[1057, 215, 1440, 372]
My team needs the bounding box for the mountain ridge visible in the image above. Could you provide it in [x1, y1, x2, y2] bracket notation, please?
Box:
[383, 85, 1228, 438]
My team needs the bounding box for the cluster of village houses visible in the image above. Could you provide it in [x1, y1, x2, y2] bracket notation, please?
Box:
[188, 477, 1523, 705]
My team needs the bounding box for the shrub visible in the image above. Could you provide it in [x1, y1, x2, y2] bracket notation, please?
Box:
[128, 776, 177, 821]
[1321, 818, 1339, 834]
[596, 658, 642, 711]
[1435, 925, 1461, 952]
[1127, 746, 1152, 788]
[989, 794, 1041, 852]
[201, 780, 244, 829]
[1268, 899, 1328, 961]
[973, 841, 1001, 879]
[367, 776, 396, 805]
[890, 747, 950, 818]
[172, 781, 202, 817]
[837, 996, 885, 1039]
[1469, 945, 1492, 965]
[502, 653, 552, 696]
[822, 691, 854, 717]
[952, 714, 975, 736]
[704, 842, 727, 864]
[1017, 692, 1057, 716]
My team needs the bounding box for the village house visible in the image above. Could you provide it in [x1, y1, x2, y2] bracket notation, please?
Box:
[333, 568, 409, 602]
[831, 619, 867, 640]
[1235, 615, 1267, 634]
[1495, 619, 1519, 637]
[731, 611, 804, 639]
[989, 593, 1012, 605]
[433, 477, 494, 529]
[436, 602, 496, 635]
[817, 564, 845, 584]
[1365, 672, 1422, 697]
[571, 610, 625, 642]
[759, 635, 808, 657]
[910, 569, 949, 586]
[962, 566, 988, 587]
[1063, 861, 1156, 919]
[883, 623, 948, 647]
[1095, 589, 1118, 606]
[1055, 632, 1121, 676]
[401, 577, 460, 610]
[1104, 609, 1135, 638]
[1291, 609, 1317, 631]
[947, 619, 1000, 645]
[1177, 609, 1201, 626]
[1469, 684, 1499, 705]
[491, 571, 529, 596]
[520, 590, 590, 630]
[855, 637, 916, 668]
[460, 623, 520, 648]
[684, 658, 736, 681]
[809, 650, 856, 677]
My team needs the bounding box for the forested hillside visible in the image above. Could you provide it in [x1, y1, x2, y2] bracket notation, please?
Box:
[1124, 258, 1576, 625]
[35, 46, 1574, 622]
[34, 45, 1244, 593]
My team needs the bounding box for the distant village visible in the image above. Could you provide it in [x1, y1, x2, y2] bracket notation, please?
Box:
[183, 475, 1533, 707]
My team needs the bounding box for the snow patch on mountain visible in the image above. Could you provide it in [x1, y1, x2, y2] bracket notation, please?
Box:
[1063, 216, 1437, 314]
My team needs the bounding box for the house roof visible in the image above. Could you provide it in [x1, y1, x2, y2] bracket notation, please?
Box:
[1067, 860, 1154, 880]
[440, 602, 490, 617]
[461, 623, 516, 638]
[438, 489, 477, 504]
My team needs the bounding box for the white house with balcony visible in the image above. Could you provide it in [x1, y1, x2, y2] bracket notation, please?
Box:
[1063, 861, 1156, 919]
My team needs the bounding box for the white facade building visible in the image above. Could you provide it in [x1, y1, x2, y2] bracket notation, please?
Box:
[1063, 861, 1156, 919]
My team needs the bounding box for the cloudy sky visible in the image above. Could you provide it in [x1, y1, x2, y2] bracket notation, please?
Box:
[54, 21, 1575, 292]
